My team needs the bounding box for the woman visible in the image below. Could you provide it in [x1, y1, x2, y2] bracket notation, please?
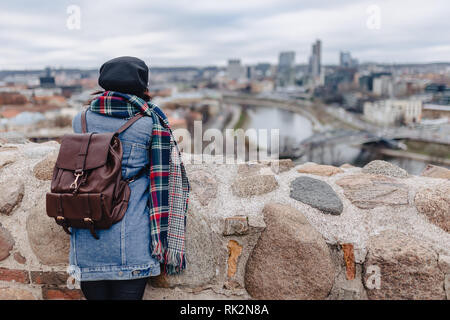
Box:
[70, 56, 189, 300]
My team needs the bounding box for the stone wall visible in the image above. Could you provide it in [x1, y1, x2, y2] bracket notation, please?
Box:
[0, 140, 449, 300]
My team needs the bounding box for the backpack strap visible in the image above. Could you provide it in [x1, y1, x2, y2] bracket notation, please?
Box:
[74, 132, 94, 175]
[115, 113, 144, 134]
[81, 108, 88, 133]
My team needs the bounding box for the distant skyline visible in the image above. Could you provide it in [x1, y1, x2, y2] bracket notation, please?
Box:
[1, 0, 450, 69]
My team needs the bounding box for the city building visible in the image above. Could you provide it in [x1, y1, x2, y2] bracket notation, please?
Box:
[39, 67, 56, 88]
[276, 51, 296, 87]
[339, 51, 358, 68]
[358, 72, 392, 92]
[227, 59, 244, 81]
[363, 99, 422, 126]
[308, 40, 322, 81]
[372, 75, 394, 97]
[246, 65, 256, 80]
[255, 63, 272, 78]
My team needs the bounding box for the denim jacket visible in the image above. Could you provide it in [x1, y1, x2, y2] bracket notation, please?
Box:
[69, 109, 161, 281]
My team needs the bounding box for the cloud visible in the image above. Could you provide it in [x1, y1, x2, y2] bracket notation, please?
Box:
[0, 0, 449, 69]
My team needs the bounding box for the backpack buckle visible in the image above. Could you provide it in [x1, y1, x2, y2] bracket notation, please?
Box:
[70, 172, 84, 190]
[83, 217, 93, 224]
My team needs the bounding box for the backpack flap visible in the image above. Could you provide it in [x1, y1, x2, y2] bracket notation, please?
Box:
[56, 132, 117, 171]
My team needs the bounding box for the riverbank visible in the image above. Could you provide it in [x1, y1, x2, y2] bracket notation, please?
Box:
[363, 146, 450, 166]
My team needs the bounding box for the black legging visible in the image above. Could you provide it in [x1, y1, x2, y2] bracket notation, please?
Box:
[80, 277, 148, 300]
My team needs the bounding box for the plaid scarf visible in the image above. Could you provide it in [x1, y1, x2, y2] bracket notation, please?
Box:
[89, 91, 189, 275]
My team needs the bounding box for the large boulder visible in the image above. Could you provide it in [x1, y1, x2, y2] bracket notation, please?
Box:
[336, 174, 408, 209]
[150, 205, 217, 288]
[363, 230, 446, 300]
[244, 203, 335, 299]
[414, 183, 450, 232]
[26, 204, 70, 265]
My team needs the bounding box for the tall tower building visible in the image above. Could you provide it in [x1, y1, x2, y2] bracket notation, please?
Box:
[308, 40, 321, 79]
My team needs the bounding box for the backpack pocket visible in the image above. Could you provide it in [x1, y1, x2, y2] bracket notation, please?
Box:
[46, 192, 104, 221]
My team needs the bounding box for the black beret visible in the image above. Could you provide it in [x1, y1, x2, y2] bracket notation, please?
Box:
[98, 56, 149, 96]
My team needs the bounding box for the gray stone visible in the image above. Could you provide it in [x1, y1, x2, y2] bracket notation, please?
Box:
[26, 204, 70, 265]
[0, 177, 24, 215]
[186, 169, 217, 206]
[0, 223, 15, 261]
[231, 174, 278, 197]
[290, 176, 343, 215]
[245, 203, 335, 300]
[223, 215, 249, 236]
[362, 160, 408, 178]
[414, 183, 450, 232]
[363, 230, 446, 300]
[336, 174, 409, 209]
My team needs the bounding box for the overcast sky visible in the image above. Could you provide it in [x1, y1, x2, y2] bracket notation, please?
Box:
[1, 0, 449, 69]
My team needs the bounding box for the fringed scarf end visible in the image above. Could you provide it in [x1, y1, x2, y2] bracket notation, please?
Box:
[163, 249, 186, 275]
[151, 241, 164, 263]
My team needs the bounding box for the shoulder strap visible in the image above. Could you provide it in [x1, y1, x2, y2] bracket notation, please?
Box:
[81, 108, 88, 133]
[115, 113, 144, 134]
[80, 108, 144, 135]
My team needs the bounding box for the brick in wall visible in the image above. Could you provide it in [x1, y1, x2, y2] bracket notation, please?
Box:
[0, 267, 29, 283]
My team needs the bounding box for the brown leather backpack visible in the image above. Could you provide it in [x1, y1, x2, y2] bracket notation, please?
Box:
[46, 109, 148, 239]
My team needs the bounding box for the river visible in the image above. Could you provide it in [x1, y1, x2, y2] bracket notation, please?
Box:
[242, 104, 447, 175]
